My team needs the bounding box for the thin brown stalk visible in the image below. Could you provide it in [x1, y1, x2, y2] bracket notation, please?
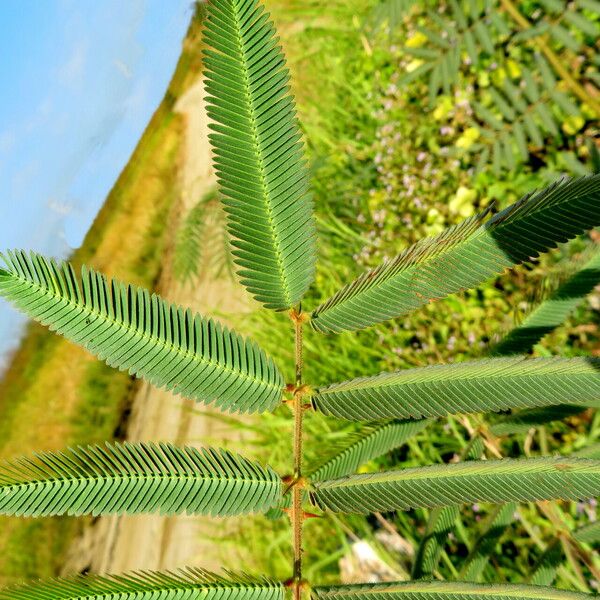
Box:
[290, 307, 306, 600]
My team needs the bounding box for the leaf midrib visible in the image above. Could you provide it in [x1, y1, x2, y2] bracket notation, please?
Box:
[8, 268, 281, 396]
[35, 581, 267, 600]
[229, 2, 292, 307]
[318, 359, 599, 394]
[315, 458, 600, 489]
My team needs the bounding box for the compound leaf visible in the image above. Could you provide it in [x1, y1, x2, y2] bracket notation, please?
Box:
[573, 520, 600, 544]
[312, 357, 600, 421]
[459, 503, 515, 581]
[311, 457, 600, 514]
[312, 581, 589, 600]
[308, 419, 429, 482]
[0, 442, 281, 517]
[0, 251, 284, 414]
[311, 176, 600, 333]
[492, 245, 600, 356]
[0, 569, 282, 600]
[203, 0, 316, 310]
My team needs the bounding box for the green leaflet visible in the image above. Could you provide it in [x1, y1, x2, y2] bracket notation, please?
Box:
[492, 245, 600, 355]
[572, 520, 600, 544]
[370, 0, 418, 33]
[0, 442, 281, 517]
[174, 192, 235, 284]
[173, 191, 213, 283]
[0, 251, 284, 414]
[312, 356, 600, 421]
[311, 176, 600, 333]
[412, 506, 459, 579]
[310, 457, 600, 514]
[308, 419, 430, 482]
[489, 405, 592, 436]
[460, 503, 515, 581]
[0, 569, 282, 600]
[528, 541, 562, 586]
[311, 581, 589, 600]
[412, 438, 485, 579]
[203, 0, 316, 311]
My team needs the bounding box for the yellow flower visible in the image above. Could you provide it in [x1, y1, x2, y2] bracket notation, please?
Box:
[456, 127, 480, 150]
[406, 31, 428, 48]
[406, 59, 424, 73]
[506, 59, 521, 78]
[449, 186, 477, 218]
[433, 96, 453, 121]
[562, 115, 585, 136]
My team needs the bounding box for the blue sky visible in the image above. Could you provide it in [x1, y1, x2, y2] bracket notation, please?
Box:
[0, 0, 193, 366]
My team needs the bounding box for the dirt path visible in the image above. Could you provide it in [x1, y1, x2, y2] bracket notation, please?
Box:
[63, 78, 260, 575]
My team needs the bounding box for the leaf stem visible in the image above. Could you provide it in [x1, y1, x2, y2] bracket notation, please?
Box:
[291, 307, 306, 600]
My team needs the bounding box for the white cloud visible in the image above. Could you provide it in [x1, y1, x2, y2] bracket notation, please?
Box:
[58, 42, 88, 88]
[47, 198, 73, 216]
[114, 58, 133, 79]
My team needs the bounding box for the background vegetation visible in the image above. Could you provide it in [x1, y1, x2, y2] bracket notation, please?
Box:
[0, 0, 598, 590]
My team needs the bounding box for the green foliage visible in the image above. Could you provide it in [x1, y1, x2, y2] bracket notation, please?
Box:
[311, 177, 600, 333]
[528, 541, 562, 586]
[489, 405, 590, 436]
[312, 581, 589, 600]
[492, 245, 600, 355]
[203, 0, 316, 310]
[411, 506, 459, 579]
[313, 356, 600, 421]
[308, 419, 429, 481]
[572, 520, 600, 544]
[390, 0, 600, 174]
[411, 439, 485, 580]
[0, 250, 283, 414]
[459, 503, 515, 581]
[174, 190, 235, 284]
[311, 457, 600, 513]
[0, 0, 600, 596]
[371, 0, 417, 32]
[0, 442, 281, 517]
[0, 569, 282, 600]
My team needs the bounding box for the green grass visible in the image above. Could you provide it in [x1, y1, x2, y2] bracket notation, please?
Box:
[225, 0, 600, 588]
[0, 0, 598, 587]
[0, 12, 206, 584]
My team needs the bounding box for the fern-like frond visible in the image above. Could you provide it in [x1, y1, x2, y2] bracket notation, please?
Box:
[203, 0, 316, 310]
[573, 520, 600, 544]
[528, 540, 562, 586]
[310, 457, 600, 514]
[412, 506, 459, 579]
[0, 442, 281, 517]
[311, 176, 600, 333]
[0, 251, 284, 414]
[370, 0, 417, 34]
[399, 3, 506, 102]
[489, 405, 592, 436]
[492, 245, 600, 355]
[311, 581, 589, 600]
[412, 437, 485, 579]
[174, 192, 236, 284]
[312, 357, 600, 421]
[0, 568, 282, 600]
[460, 503, 515, 581]
[308, 419, 429, 482]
